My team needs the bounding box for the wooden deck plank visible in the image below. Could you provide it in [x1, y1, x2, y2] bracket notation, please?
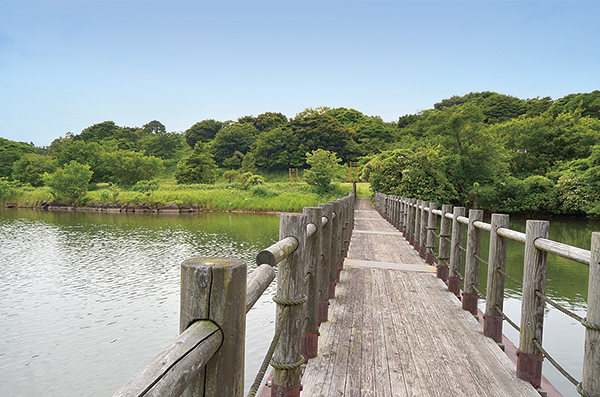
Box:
[301, 199, 540, 397]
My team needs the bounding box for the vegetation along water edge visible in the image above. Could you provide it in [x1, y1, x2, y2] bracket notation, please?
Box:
[1, 91, 598, 217]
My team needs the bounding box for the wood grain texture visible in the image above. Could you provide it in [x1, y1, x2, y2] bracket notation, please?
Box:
[302, 199, 539, 397]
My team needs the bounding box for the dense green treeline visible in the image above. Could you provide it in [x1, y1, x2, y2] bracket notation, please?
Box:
[1, 90, 599, 216]
[366, 91, 600, 217]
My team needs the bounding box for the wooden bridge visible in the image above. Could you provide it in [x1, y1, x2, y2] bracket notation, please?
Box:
[112, 192, 600, 397]
[300, 198, 539, 396]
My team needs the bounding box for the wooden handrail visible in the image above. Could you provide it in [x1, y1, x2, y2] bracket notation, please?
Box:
[112, 321, 222, 397]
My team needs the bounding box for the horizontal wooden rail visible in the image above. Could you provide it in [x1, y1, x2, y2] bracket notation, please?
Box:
[256, 236, 299, 266]
[246, 264, 276, 313]
[534, 237, 591, 266]
[112, 321, 223, 397]
[497, 227, 527, 243]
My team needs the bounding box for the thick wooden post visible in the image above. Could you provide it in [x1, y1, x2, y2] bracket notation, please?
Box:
[425, 202, 438, 265]
[484, 214, 510, 344]
[272, 214, 308, 397]
[318, 203, 333, 324]
[180, 258, 246, 397]
[413, 200, 422, 251]
[406, 199, 414, 244]
[517, 220, 549, 389]
[302, 207, 323, 360]
[329, 201, 341, 299]
[462, 209, 484, 315]
[436, 204, 452, 281]
[399, 197, 406, 233]
[419, 201, 429, 258]
[448, 207, 466, 297]
[581, 232, 600, 397]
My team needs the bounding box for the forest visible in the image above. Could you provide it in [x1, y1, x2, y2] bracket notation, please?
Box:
[1, 90, 599, 216]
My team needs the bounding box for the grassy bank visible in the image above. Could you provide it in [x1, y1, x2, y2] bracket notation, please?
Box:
[1, 181, 370, 213]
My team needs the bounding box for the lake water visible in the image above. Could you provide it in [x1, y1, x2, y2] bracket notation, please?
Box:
[0, 208, 598, 396]
[0, 209, 279, 396]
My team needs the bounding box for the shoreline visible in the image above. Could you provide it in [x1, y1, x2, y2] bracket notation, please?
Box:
[2, 201, 284, 215]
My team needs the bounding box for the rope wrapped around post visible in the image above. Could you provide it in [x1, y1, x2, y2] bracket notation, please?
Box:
[271, 213, 308, 397]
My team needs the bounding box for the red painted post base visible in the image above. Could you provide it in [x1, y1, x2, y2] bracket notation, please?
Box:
[419, 246, 426, 259]
[328, 281, 336, 299]
[516, 350, 544, 388]
[318, 301, 329, 324]
[271, 384, 301, 397]
[413, 240, 420, 251]
[436, 265, 449, 281]
[483, 315, 503, 343]
[301, 332, 319, 359]
[448, 277, 461, 297]
[425, 252, 435, 265]
[461, 291, 478, 315]
[335, 268, 341, 283]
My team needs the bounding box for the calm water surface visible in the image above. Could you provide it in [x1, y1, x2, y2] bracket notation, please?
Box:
[1, 209, 598, 396]
[0, 209, 279, 396]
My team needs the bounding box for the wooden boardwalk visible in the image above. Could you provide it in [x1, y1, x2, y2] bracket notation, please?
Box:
[301, 198, 540, 397]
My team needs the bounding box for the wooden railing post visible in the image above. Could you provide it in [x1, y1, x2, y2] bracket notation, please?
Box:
[406, 199, 414, 244]
[399, 197, 406, 233]
[581, 232, 600, 397]
[407, 199, 417, 247]
[318, 203, 333, 324]
[329, 200, 342, 298]
[272, 214, 308, 397]
[302, 207, 323, 360]
[462, 209, 484, 315]
[484, 214, 510, 344]
[425, 202, 438, 265]
[448, 206, 466, 297]
[436, 204, 452, 281]
[413, 200, 422, 251]
[419, 201, 429, 258]
[517, 220, 549, 389]
[180, 258, 247, 397]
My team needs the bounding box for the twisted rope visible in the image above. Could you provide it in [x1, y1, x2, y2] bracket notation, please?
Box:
[246, 295, 307, 397]
[581, 317, 600, 331]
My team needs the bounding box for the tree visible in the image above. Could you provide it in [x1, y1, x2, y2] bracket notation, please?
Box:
[252, 127, 300, 170]
[0, 138, 35, 178]
[44, 161, 93, 205]
[139, 132, 189, 160]
[141, 120, 166, 135]
[304, 149, 343, 190]
[174, 142, 217, 184]
[288, 112, 354, 163]
[213, 123, 258, 165]
[184, 119, 226, 148]
[98, 150, 164, 186]
[11, 153, 57, 187]
[75, 121, 120, 142]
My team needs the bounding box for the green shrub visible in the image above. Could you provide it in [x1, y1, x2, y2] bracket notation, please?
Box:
[44, 161, 93, 205]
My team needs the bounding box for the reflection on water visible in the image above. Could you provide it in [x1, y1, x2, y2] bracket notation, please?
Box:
[0, 209, 279, 396]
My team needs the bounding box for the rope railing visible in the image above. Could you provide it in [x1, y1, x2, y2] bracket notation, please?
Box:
[374, 193, 600, 397]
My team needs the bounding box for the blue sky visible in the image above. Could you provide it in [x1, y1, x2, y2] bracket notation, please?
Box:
[1, 0, 599, 147]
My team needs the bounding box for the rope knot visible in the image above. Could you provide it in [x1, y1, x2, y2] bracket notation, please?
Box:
[581, 317, 600, 331]
[273, 295, 308, 307]
[270, 357, 305, 371]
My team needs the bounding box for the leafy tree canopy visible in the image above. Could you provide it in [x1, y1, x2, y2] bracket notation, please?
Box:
[175, 142, 217, 184]
[184, 119, 226, 148]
